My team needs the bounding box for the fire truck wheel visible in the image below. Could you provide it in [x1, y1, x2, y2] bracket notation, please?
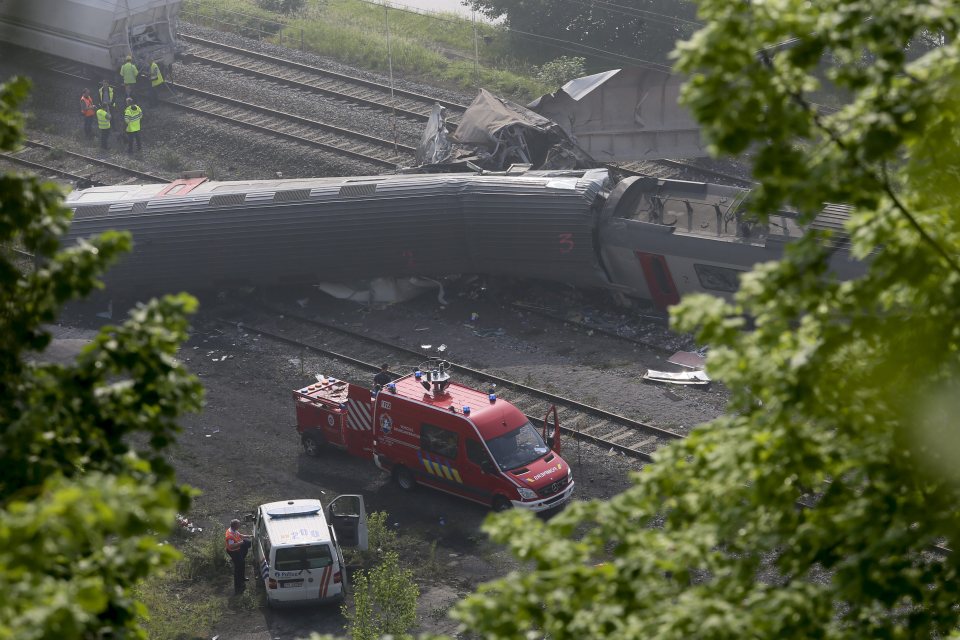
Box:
[301, 432, 323, 457]
[394, 466, 416, 491]
[492, 496, 512, 512]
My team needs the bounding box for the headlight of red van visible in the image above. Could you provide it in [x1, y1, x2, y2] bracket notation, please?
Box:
[517, 487, 537, 500]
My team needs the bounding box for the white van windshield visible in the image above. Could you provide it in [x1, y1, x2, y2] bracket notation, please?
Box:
[486, 421, 550, 470]
[275, 544, 333, 571]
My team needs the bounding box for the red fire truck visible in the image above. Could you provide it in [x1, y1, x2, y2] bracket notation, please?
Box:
[293, 360, 574, 512]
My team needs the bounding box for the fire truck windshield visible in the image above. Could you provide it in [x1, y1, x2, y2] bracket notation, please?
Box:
[486, 421, 550, 471]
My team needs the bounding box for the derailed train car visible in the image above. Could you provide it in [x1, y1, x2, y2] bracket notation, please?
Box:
[62, 168, 865, 309]
[0, 0, 180, 73]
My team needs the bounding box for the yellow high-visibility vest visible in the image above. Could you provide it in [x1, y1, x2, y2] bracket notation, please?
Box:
[120, 62, 139, 85]
[124, 106, 142, 133]
[98, 86, 114, 106]
[96, 108, 111, 130]
[150, 62, 164, 87]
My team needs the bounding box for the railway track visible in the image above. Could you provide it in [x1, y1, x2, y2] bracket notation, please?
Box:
[179, 33, 469, 124]
[0, 139, 170, 186]
[217, 308, 684, 462]
[166, 82, 417, 168]
[30, 48, 417, 169]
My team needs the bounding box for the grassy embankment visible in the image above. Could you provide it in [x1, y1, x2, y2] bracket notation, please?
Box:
[181, 0, 551, 101]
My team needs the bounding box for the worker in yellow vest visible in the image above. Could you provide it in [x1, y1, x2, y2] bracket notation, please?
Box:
[96, 103, 111, 150]
[120, 55, 139, 97]
[148, 60, 165, 105]
[123, 98, 143, 154]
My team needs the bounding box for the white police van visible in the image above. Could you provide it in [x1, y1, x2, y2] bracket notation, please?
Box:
[252, 496, 368, 606]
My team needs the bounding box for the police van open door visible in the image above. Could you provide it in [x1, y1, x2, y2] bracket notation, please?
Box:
[327, 494, 368, 550]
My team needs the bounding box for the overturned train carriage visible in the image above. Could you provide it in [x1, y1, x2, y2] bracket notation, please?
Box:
[0, 0, 180, 72]
[63, 169, 866, 308]
[64, 169, 614, 294]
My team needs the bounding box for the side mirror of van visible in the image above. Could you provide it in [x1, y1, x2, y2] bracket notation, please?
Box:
[479, 459, 495, 474]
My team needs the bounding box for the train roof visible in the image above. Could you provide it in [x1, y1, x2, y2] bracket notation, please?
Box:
[65, 169, 612, 206]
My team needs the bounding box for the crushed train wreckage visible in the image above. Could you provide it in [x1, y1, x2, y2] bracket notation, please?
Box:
[415, 88, 595, 172]
[61, 76, 865, 308]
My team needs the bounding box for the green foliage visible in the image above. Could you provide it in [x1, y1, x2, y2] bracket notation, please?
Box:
[453, 1, 960, 639]
[0, 76, 202, 638]
[183, 0, 548, 100]
[466, 0, 698, 65]
[344, 551, 419, 640]
[533, 56, 586, 89]
[255, 0, 305, 14]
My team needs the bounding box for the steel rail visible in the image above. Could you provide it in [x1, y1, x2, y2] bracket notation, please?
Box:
[0, 153, 94, 184]
[261, 307, 683, 440]
[509, 302, 671, 352]
[24, 140, 171, 184]
[654, 159, 757, 186]
[214, 317, 657, 461]
[166, 82, 416, 167]
[180, 34, 466, 123]
[179, 33, 470, 114]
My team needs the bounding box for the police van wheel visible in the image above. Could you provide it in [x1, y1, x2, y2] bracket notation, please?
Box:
[394, 466, 416, 491]
[492, 496, 512, 512]
[302, 432, 323, 457]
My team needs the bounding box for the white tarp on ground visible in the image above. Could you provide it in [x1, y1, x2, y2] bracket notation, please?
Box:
[642, 369, 711, 386]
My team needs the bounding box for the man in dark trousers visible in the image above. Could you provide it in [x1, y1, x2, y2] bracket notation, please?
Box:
[225, 519, 252, 595]
[95, 103, 111, 150]
[123, 98, 143, 154]
[79, 89, 95, 139]
[374, 363, 392, 391]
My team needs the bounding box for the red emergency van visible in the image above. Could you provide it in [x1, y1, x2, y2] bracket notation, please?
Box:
[293, 361, 574, 512]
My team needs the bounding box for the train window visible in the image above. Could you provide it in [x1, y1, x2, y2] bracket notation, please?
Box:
[421, 423, 459, 459]
[693, 263, 744, 292]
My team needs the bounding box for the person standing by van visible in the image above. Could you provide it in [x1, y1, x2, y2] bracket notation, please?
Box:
[225, 519, 252, 595]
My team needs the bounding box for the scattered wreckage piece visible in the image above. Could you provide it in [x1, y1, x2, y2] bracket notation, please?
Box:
[667, 350, 707, 370]
[642, 369, 711, 386]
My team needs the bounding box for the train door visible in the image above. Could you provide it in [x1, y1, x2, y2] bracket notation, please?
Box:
[635, 251, 681, 310]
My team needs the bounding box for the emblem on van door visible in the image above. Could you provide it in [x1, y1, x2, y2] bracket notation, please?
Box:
[327, 415, 335, 426]
[380, 414, 393, 434]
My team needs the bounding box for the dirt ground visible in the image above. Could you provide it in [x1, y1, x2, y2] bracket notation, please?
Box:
[48, 279, 727, 639]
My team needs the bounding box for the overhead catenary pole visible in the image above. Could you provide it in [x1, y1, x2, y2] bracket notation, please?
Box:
[472, 8, 481, 89]
[384, 1, 398, 155]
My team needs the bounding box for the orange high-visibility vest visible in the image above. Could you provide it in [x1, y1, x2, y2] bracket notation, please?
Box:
[225, 527, 244, 552]
[80, 95, 94, 117]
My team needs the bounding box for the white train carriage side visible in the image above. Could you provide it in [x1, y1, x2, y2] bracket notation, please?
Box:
[0, 0, 180, 73]
[60, 169, 866, 307]
[598, 177, 865, 309]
